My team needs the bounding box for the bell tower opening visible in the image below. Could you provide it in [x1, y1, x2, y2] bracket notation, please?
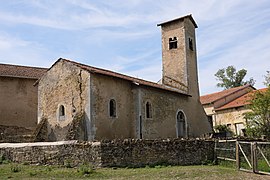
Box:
[169, 37, 178, 49]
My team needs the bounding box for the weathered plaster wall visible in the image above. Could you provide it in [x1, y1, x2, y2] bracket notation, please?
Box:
[0, 139, 214, 167]
[91, 74, 135, 140]
[140, 86, 211, 139]
[139, 87, 188, 139]
[38, 59, 211, 141]
[187, 97, 213, 136]
[90, 73, 211, 140]
[38, 60, 90, 141]
[215, 107, 250, 134]
[0, 77, 38, 130]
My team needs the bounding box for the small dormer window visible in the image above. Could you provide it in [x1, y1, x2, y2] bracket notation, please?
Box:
[169, 37, 177, 49]
[189, 38, 193, 51]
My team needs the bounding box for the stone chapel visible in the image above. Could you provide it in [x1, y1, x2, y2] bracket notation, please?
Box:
[37, 15, 212, 141]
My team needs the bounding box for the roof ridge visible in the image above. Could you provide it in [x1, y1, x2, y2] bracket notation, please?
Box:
[201, 85, 249, 97]
[0, 63, 48, 70]
[211, 85, 253, 103]
[61, 58, 161, 87]
[215, 88, 267, 111]
[58, 58, 189, 96]
[200, 85, 255, 105]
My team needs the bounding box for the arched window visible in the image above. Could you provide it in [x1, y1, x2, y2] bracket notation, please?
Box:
[146, 101, 152, 118]
[59, 105, 65, 121]
[109, 99, 116, 117]
[176, 111, 186, 138]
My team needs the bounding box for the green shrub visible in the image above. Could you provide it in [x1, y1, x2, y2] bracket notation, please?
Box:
[214, 125, 232, 134]
[0, 155, 10, 164]
[0, 155, 3, 164]
[78, 163, 95, 175]
[64, 159, 73, 168]
[10, 164, 22, 173]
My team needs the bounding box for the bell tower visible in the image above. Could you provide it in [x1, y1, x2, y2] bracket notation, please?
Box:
[158, 15, 200, 98]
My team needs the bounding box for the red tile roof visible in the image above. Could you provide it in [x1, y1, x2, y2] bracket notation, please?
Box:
[52, 58, 190, 96]
[215, 88, 268, 111]
[0, 63, 47, 79]
[200, 85, 254, 105]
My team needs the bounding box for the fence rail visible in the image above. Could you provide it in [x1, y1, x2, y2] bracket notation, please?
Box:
[215, 140, 270, 176]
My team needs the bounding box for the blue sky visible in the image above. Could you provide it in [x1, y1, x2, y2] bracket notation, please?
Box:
[0, 0, 269, 95]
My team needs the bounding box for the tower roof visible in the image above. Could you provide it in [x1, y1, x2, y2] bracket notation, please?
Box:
[157, 14, 198, 28]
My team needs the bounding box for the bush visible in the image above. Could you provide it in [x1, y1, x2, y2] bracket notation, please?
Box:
[0, 155, 3, 164]
[214, 125, 232, 134]
[78, 163, 95, 175]
[0, 155, 10, 164]
[10, 164, 21, 173]
[64, 159, 73, 168]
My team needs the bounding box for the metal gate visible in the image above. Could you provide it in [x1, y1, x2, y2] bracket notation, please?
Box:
[216, 140, 270, 175]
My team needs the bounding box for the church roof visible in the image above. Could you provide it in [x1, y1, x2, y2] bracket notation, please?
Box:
[215, 88, 268, 111]
[200, 85, 254, 105]
[157, 14, 198, 28]
[0, 63, 47, 79]
[53, 58, 190, 96]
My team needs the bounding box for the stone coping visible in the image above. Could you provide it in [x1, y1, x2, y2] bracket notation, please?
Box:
[0, 140, 78, 148]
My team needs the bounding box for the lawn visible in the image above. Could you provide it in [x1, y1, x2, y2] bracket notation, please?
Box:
[0, 163, 268, 179]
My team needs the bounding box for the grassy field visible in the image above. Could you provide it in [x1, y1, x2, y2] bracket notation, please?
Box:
[0, 163, 268, 179]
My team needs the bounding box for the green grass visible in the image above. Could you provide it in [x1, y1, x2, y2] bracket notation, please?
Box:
[257, 160, 270, 172]
[0, 163, 267, 179]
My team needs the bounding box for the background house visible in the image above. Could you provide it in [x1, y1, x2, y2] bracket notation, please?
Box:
[0, 63, 47, 136]
[200, 85, 266, 136]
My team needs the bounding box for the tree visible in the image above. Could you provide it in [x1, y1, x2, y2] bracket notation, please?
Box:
[244, 87, 270, 138]
[215, 66, 255, 89]
[264, 71, 270, 87]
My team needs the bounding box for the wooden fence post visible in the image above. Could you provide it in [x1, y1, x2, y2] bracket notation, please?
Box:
[236, 140, 240, 170]
[252, 142, 258, 173]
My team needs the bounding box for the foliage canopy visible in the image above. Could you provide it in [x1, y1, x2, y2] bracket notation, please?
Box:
[215, 66, 255, 89]
[264, 71, 270, 86]
[244, 87, 270, 138]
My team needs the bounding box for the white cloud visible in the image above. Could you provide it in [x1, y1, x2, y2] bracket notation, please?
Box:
[0, 33, 54, 67]
[0, 0, 269, 95]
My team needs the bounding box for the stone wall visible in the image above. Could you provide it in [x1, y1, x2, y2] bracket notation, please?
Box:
[0, 125, 33, 143]
[100, 139, 214, 167]
[0, 139, 214, 167]
[0, 141, 101, 167]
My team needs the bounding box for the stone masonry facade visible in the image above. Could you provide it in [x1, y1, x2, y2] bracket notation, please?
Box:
[0, 139, 214, 167]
